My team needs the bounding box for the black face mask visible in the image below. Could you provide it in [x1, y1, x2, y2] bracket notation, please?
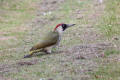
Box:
[62, 24, 67, 31]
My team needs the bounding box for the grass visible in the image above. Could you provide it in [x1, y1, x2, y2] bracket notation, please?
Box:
[0, 0, 36, 31]
[91, 59, 120, 80]
[0, 0, 95, 79]
[91, 0, 120, 79]
[0, 0, 38, 63]
[91, 49, 120, 80]
[0, 0, 37, 50]
[97, 0, 120, 37]
[0, 0, 120, 80]
[104, 49, 119, 57]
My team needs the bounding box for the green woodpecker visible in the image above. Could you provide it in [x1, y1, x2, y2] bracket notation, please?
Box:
[24, 23, 75, 58]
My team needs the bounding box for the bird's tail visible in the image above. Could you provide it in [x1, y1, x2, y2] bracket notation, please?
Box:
[24, 49, 44, 58]
[24, 51, 34, 58]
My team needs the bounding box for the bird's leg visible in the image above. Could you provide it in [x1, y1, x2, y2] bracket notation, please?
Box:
[51, 44, 59, 53]
[54, 43, 60, 50]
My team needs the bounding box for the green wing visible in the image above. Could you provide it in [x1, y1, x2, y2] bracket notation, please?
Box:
[30, 31, 59, 51]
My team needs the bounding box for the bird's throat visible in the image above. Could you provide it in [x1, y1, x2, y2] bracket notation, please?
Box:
[55, 26, 63, 35]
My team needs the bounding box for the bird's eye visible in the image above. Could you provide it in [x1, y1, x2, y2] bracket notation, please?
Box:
[62, 24, 67, 31]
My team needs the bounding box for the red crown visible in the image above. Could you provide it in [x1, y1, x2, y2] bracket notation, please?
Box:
[54, 23, 63, 31]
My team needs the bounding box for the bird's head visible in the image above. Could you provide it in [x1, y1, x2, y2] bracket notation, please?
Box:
[54, 23, 75, 34]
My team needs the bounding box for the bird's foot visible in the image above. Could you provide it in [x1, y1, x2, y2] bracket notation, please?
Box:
[24, 54, 32, 58]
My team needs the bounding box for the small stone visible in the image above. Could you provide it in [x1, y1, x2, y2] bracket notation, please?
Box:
[48, 78, 53, 80]
[76, 55, 86, 59]
[114, 37, 119, 40]
[51, 1, 57, 4]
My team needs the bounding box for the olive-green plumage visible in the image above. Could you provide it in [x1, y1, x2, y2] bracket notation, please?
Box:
[30, 31, 59, 51]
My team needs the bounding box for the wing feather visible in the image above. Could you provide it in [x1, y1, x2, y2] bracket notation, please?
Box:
[30, 32, 59, 51]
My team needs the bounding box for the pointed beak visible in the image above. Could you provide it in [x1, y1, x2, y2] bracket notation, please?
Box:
[67, 24, 76, 27]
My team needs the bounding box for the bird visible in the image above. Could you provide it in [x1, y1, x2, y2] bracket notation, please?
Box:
[24, 23, 75, 58]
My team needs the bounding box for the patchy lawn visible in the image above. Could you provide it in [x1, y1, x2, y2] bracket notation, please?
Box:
[0, 0, 119, 80]
[0, 0, 37, 50]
